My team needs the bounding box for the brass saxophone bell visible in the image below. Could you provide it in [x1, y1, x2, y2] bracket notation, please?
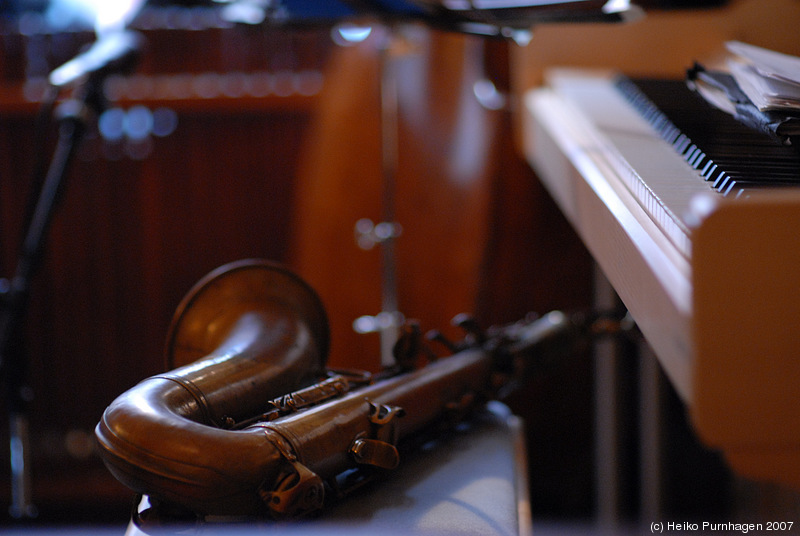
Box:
[166, 258, 329, 370]
[95, 259, 331, 515]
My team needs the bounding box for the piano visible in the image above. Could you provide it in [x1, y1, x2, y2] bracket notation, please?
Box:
[523, 68, 800, 490]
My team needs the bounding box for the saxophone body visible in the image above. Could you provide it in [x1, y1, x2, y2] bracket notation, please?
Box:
[95, 260, 576, 519]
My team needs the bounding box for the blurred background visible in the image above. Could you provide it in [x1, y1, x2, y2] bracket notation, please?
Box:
[0, 0, 799, 530]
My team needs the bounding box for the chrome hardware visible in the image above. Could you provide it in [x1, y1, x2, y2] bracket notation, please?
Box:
[354, 218, 403, 251]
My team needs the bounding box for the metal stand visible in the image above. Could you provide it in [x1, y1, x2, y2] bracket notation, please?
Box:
[353, 27, 409, 368]
[1, 29, 142, 518]
[0, 61, 114, 521]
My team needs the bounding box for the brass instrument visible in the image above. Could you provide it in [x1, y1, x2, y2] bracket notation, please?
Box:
[95, 259, 578, 520]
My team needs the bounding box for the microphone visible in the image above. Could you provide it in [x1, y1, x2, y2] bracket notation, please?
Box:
[48, 30, 144, 89]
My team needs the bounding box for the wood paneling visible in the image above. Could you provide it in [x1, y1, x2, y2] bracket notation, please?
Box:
[0, 16, 333, 523]
[0, 9, 596, 524]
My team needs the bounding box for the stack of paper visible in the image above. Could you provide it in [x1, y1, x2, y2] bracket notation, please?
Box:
[726, 41, 800, 112]
[686, 41, 800, 144]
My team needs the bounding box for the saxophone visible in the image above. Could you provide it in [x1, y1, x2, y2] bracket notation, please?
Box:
[95, 259, 580, 520]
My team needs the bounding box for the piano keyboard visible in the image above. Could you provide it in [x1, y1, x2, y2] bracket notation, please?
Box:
[524, 68, 800, 489]
[532, 71, 800, 260]
[615, 76, 800, 197]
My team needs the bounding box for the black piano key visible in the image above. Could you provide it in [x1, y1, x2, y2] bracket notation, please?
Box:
[715, 174, 732, 192]
[674, 134, 692, 155]
[713, 173, 730, 191]
[615, 76, 800, 196]
[686, 146, 703, 167]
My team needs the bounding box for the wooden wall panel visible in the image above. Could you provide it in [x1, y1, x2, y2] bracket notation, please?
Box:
[0, 7, 596, 524]
[290, 30, 596, 518]
[0, 15, 333, 522]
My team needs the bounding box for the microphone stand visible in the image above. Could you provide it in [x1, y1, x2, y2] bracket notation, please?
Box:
[0, 31, 141, 519]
